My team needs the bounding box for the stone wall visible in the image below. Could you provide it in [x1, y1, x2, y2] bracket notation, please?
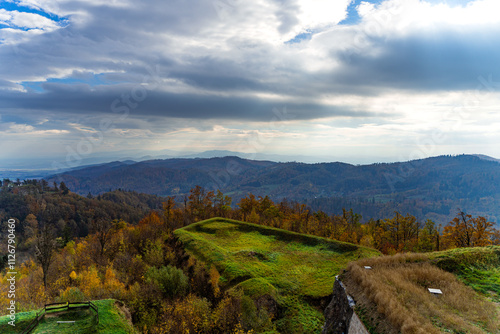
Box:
[322, 276, 369, 334]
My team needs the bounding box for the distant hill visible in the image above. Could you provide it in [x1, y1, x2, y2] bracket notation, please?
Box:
[47, 154, 500, 225]
[47, 157, 276, 197]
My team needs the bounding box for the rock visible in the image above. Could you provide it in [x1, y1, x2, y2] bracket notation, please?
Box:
[322, 276, 369, 334]
[322, 277, 354, 334]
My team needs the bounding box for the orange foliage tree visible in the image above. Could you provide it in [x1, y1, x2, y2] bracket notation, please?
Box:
[443, 211, 497, 248]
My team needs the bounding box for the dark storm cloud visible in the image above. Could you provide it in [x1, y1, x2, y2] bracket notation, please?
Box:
[168, 56, 268, 92]
[331, 27, 500, 92]
[0, 83, 370, 121]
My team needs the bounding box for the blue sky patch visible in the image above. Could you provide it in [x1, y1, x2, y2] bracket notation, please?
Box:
[0, 0, 65, 21]
[430, 0, 472, 6]
[338, 0, 474, 26]
[340, 0, 380, 25]
[285, 30, 313, 44]
[47, 75, 113, 86]
[0, 0, 68, 30]
[21, 81, 44, 93]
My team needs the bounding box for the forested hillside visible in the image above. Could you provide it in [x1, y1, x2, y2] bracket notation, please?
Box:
[46, 154, 500, 225]
[2, 181, 497, 260]
[0, 182, 163, 245]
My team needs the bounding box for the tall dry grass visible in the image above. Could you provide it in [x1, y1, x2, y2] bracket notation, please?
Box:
[347, 254, 500, 334]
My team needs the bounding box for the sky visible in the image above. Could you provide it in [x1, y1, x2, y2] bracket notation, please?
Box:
[1, 0, 500, 168]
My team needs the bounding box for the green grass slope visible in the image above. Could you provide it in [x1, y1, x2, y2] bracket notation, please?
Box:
[175, 218, 380, 333]
[430, 246, 500, 301]
[0, 299, 136, 334]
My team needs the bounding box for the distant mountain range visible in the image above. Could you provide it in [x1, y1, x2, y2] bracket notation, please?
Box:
[0, 149, 339, 180]
[45, 154, 500, 225]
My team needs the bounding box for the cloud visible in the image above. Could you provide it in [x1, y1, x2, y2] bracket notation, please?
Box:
[0, 4, 66, 46]
[309, 0, 500, 92]
[6, 0, 499, 93]
[0, 78, 24, 91]
[0, 9, 11, 22]
[8, 10, 59, 29]
[0, 0, 500, 162]
[298, 0, 351, 25]
[0, 122, 70, 135]
[357, 2, 376, 17]
[0, 83, 375, 122]
[330, 28, 500, 91]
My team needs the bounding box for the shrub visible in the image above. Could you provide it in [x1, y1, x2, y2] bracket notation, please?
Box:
[151, 294, 212, 334]
[56, 287, 85, 303]
[145, 265, 189, 299]
[240, 294, 273, 332]
[126, 281, 163, 328]
[143, 239, 164, 267]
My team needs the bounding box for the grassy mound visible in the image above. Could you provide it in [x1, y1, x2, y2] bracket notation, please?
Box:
[343, 247, 500, 334]
[175, 217, 380, 333]
[0, 299, 136, 334]
[431, 246, 500, 301]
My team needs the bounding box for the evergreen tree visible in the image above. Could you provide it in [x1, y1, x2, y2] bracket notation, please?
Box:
[60, 182, 69, 195]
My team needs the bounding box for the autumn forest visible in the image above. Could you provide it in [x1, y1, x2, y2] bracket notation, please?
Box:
[0, 179, 498, 333]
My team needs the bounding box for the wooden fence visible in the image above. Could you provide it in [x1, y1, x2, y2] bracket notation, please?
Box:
[20, 301, 98, 334]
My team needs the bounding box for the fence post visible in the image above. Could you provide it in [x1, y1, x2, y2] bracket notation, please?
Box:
[21, 300, 99, 334]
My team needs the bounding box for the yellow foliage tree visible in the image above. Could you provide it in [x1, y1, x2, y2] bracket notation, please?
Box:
[78, 266, 102, 299]
[104, 267, 126, 299]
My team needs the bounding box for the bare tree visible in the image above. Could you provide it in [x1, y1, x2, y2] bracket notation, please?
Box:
[90, 218, 125, 262]
[26, 216, 57, 289]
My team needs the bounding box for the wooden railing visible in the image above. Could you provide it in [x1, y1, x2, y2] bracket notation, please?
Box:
[20, 301, 98, 334]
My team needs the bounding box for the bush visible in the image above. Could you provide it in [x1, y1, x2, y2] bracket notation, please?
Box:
[145, 265, 189, 299]
[56, 287, 85, 303]
[151, 294, 212, 334]
[240, 294, 273, 332]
